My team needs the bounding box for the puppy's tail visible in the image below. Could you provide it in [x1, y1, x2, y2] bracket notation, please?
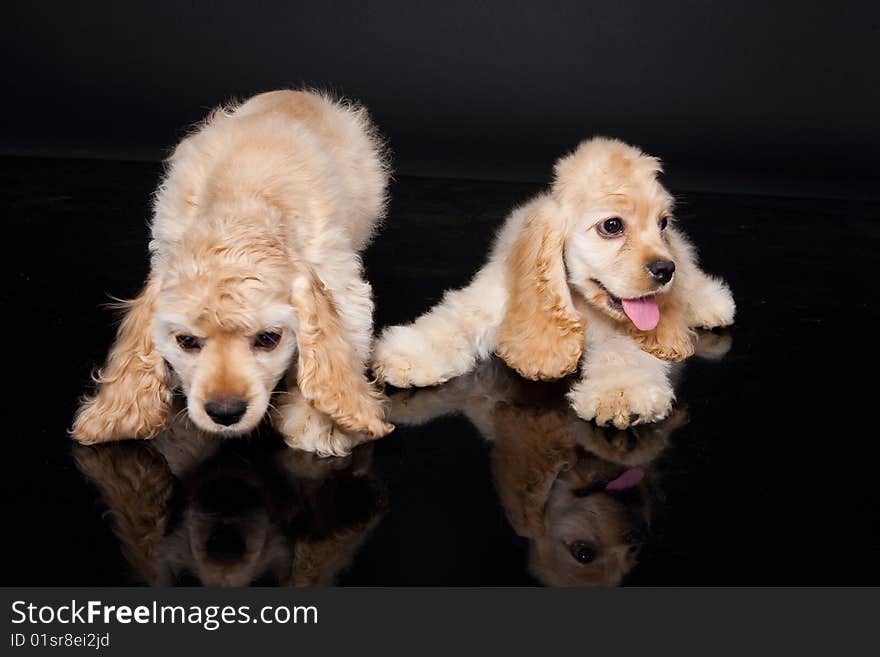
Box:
[372, 262, 507, 388]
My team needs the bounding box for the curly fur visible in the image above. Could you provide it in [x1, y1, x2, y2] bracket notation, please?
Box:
[374, 137, 735, 428]
[496, 202, 585, 380]
[72, 89, 393, 454]
[72, 276, 172, 440]
[73, 442, 174, 583]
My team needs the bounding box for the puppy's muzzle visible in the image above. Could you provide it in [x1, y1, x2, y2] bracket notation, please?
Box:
[204, 396, 248, 426]
[646, 259, 675, 285]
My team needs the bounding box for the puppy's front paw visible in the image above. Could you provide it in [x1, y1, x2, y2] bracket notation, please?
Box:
[632, 324, 695, 362]
[274, 398, 369, 458]
[692, 278, 735, 329]
[568, 378, 674, 429]
[693, 329, 733, 361]
[372, 326, 471, 388]
[573, 404, 687, 466]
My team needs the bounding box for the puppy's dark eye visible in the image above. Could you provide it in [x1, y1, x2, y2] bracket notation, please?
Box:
[597, 217, 624, 237]
[254, 331, 281, 350]
[176, 334, 203, 352]
[659, 216, 669, 230]
[569, 540, 598, 564]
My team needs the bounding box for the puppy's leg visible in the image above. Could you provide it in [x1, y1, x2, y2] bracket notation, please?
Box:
[572, 404, 688, 466]
[569, 321, 674, 429]
[629, 292, 696, 362]
[665, 229, 735, 331]
[373, 263, 506, 387]
[292, 253, 393, 439]
[686, 271, 736, 329]
[323, 266, 377, 368]
[274, 387, 373, 458]
[388, 382, 473, 426]
[693, 328, 733, 361]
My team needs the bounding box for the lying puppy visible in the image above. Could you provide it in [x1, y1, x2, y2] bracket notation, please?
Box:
[73, 405, 387, 586]
[72, 90, 393, 455]
[389, 357, 691, 586]
[374, 138, 735, 427]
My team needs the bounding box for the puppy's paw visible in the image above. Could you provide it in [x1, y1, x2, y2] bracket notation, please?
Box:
[632, 324, 696, 362]
[277, 447, 356, 479]
[568, 378, 674, 429]
[372, 326, 472, 388]
[387, 384, 472, 425]
[693, 329, 733, 361]
[691, 278, 735, 329]
[274, 398, 370, 458]
[573, 404, 687, 465]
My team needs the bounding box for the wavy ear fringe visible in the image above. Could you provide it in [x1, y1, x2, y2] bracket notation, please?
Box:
[496, 204, 585, 380]
[73, 442, 173, 584]
[71, 276, 171, 443]
[292, 269, 393, 438]
[491, 404, 576, 538]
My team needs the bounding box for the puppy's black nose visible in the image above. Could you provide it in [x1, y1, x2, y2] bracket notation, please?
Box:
[647, 259, 675, 284]
[204, 397, 247, 426]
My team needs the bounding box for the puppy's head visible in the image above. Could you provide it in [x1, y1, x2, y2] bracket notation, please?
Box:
[73, 196, 392, 443]
[555, 137, 676, 331]
[531, 459, 652, 587]
[153, 234, 296, 435]
[496, 138, 678, 379]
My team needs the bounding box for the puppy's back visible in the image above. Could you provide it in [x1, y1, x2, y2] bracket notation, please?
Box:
[238, 90, 388, 242]
[153, 89, 387, 254]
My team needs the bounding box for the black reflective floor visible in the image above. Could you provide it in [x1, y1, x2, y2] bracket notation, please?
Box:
[3, 157, 877, 585]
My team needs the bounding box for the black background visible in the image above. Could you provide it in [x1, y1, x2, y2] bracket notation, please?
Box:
[5, 1, 879, 195]
[2, 2, 879, 586]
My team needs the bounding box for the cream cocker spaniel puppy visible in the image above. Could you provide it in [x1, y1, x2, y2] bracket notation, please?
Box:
[373, 138, 735, 428]
[72, 90, 393, 456]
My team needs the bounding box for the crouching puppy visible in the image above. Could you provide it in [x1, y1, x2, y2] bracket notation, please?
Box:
[71, 90, 393, 456]
[374, 138, 734, 428]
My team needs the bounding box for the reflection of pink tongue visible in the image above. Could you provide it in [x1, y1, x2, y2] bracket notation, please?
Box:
[621, 296, 660, 331]
[605, 467, 645, 491]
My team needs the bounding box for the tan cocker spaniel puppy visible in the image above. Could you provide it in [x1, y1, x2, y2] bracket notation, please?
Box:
[374, 138, 735, 428]
[72, 90, 393, 455]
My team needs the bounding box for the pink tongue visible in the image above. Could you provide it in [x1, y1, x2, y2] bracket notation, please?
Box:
[621, 296, 660, 331]
[605, 467, 645, 491]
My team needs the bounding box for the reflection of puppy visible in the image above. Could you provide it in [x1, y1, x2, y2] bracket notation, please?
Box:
[72, 89, 393, 455]
[73, 409, 386, 586]
[375, 138, 734, 429]
[390, 353, 708, 586]
[494, 403, 687, 586]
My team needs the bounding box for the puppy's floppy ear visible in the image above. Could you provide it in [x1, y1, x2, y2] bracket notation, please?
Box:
[496, 202, 585, 380]
[291, 269, 393, 438]
[292, 517, 382, 586]
[491, 404, 576, 537]
[71, 275, 172, 443]
[73, 442, 173, 584]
